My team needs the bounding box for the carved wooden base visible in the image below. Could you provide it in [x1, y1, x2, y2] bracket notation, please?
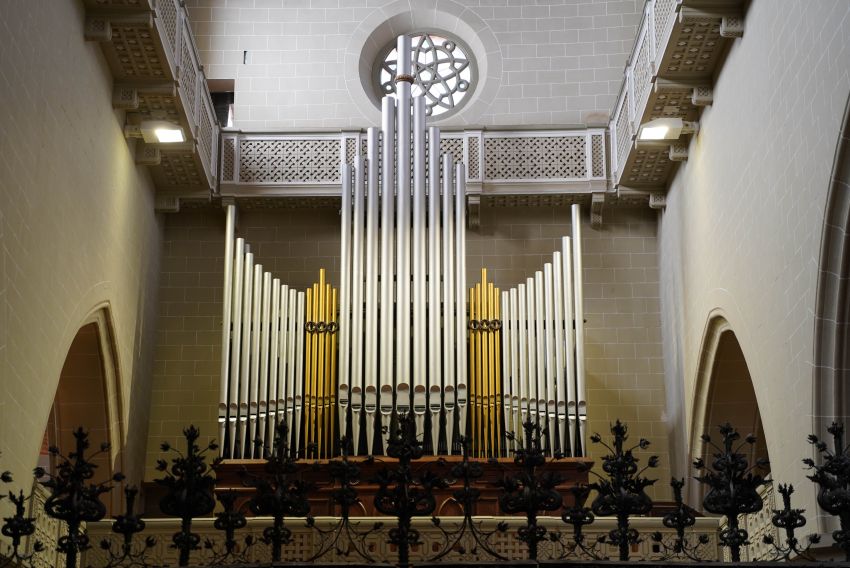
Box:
[214, 456, 592, 517]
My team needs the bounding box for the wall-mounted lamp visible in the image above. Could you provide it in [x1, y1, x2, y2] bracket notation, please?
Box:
[637, 117, 698, 141]
[139, 120, 185, 144]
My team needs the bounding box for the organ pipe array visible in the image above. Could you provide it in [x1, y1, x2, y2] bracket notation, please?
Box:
[499, 207, 588, 457]
[218, 35, 589, 460]
[336, 35, 468, 456]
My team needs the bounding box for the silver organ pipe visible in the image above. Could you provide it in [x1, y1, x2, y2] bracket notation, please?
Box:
[338, 163, 353, 443]
[442, 153, 456, 453]
[571, 204, 588, 453]
[379, 95, 396, 453]
[497, 225, 588, 456]
[455, 162, 468, 442]
[218, 204, 235, 454]
[395, 34, 412, 424]
[412, 95, 427, 436]
[364, 126, 380, 456]
[227, 235, 243, 458]
[238, 250, 253, 457]
[216, 36, 591, 460]
[350, 154, 366, 455]
[427, 126, 442, 455]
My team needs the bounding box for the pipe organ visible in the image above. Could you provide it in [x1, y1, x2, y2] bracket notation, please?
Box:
[218, 35, 588, 461]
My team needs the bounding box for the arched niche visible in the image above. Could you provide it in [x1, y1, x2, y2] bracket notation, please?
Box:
[813, 91, 850, 435]
[689, 316, 770, 506]
[39, 307, 124, 513]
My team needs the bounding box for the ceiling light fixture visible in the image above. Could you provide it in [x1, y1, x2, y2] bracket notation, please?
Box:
[140, 120, 186, 144]
[636, 117, 702, 142]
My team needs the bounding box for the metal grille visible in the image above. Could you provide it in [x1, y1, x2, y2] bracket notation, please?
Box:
[156, 0, 179, 55]
[591, 134, 605, 178]
[484, 135, 585, 180]
[197, 94, 215, 176]
[467, 136, 480, 180]
[632, 27, 652, 111]
[179, 26, 198, 122]
[653, 0, 676, 57]
[221, 137, 235, 182]
[615, 91, 631, 177]
[239, 139, 340, 183]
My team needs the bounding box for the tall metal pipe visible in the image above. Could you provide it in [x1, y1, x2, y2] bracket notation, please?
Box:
[442, 153, 455, 452]
[571, 204, 587, 454]
[338, 163, 353, 442]
[351, 152, 366, 454]
[238, 251, 254, 457]
[455, 162, 467, 441]
[412, 95, 427, 435]
[395, 34, 413, 421]
[228, 238, 244, 457]
[427, 125, 442, 454]
[364, 125, 381, 455]
[378, 96, 396, 453]
[219, 204, 236, 456]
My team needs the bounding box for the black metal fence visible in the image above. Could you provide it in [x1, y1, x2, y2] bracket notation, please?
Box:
[2, 416, 849, 567]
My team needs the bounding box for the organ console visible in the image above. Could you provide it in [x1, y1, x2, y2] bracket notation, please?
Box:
[217, 35, 588, 461]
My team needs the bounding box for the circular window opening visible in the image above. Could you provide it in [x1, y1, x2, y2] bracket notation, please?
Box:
[375, 32, 476, 119]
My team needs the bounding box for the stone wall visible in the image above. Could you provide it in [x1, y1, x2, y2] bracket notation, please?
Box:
[0, 1, 162, 493]
[184, 0, 643, 129]
[657, 0, 850, 519]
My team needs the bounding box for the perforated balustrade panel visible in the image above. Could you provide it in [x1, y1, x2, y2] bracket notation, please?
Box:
[239, 138, 341, 184]
[484, 135, 586, 181]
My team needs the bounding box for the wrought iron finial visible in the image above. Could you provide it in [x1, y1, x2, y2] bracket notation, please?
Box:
[94, 485, 158, 568]
[428, 437, 508, 561]
[242, 419, 311, 562]
[650, 478, 710, 561]
[203, 490, 256, 565]
[155, 425, 219, 567]
[1, 488, 44, 568]
[557, 484, 606, 560]
[305, 435, 381, 562]
[805, 421, 850, 560]
[35, 428, 124, 568]
[586, 420, 657, 561]
[373, 413, 449, 568]
[497, 420, 564, 560]
[693, 422, 769, 562]
[761, 483, 819, 561]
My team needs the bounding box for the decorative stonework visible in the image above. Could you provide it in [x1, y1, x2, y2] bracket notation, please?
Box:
[82, 515, 721, 566]
[378, 33, 474, 118]
[591, 134, 605, 178]
[239, 139, 340, 184]
[484, 135, 586, 181]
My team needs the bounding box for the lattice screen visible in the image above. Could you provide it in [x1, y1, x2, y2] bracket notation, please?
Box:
[484, 135, 586, 180]
[239, 139, 340, 183]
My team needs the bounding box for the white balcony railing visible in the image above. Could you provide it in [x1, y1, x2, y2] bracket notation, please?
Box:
[220, 129, 607, 197]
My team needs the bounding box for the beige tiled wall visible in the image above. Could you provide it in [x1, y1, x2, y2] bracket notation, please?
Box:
[658, 0, 850, 517]
[0, 0, 162, 492]
[146, 204, 670, 495]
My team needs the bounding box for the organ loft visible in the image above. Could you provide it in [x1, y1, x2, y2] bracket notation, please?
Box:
[217, 37, 589, 464]
[3, 0, 850, 566]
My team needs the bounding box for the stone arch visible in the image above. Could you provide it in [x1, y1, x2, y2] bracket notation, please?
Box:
[40, 306, 124, 512]
[689, 314, 769, 506]
[343, 0, 503, 127]
[813, 91, 850, 435]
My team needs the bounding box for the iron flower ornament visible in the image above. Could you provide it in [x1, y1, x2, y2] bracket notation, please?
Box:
[805, 421, 850, 561]
[693, 422, 769, 562]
